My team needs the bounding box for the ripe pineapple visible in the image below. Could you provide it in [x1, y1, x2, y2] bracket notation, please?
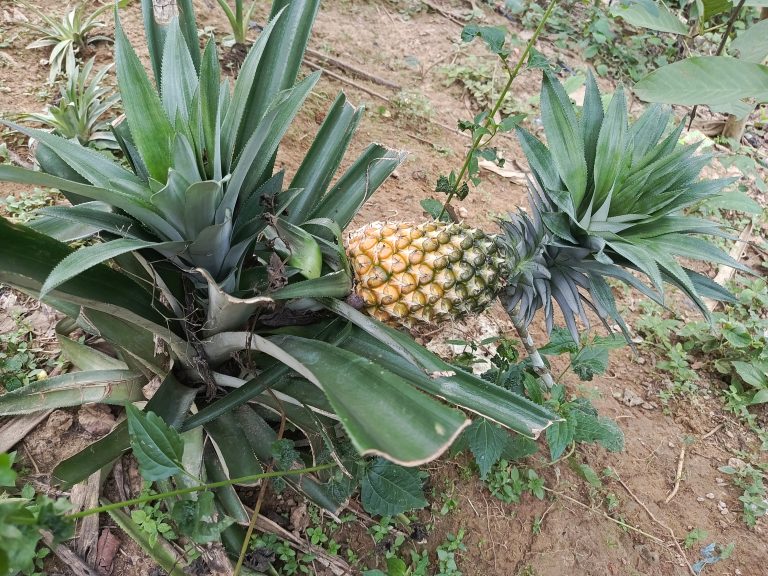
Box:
[347, 221, 505, 325]
[346, 72, 742, 336]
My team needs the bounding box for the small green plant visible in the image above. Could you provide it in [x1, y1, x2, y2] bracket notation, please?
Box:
[390, 89, 434, 128]
[636, 276, 768, 421]
[684, 527, 709, 549]
[719, 462, 768, 527]
[486, 461, 546, 504]
[0, 311, 58, 391]
[1, 188, 59, 223]
[19, 1, 111, 83]
[131, 490, 179, 547]
[215, 0, 258, 46]
[435, 529, 466, 576]
[20, 57, 120, 149]
[441, 55, 518, 116]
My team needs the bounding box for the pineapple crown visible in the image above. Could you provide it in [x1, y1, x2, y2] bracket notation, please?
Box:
[496, 72, 749, 341]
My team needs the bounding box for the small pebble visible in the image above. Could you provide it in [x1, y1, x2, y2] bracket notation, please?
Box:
[706, 493, 715, 499]
[697, 497, 705, 502]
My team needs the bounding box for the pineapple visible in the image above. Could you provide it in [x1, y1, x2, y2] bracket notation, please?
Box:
[347, 221, 505, 325]
[347, 72, 744, 337]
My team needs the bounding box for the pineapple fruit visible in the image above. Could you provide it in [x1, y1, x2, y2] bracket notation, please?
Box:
[347, 221, 505, 326]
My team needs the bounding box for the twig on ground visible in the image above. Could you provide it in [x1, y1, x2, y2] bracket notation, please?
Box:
[303, 59, 393, 102]
[705, 220, 753, 311]
[71, 471, 102, 566]
[304, 48, 401, 90]
[701, 423, 724, 440]
[41, 530, 99, 576]
[421, 0, 466, 26]
[542, 486, 665, 544]
[617, 478, 696, 576]
[0, 411, 52, 453]
[664, 445, 686, 504]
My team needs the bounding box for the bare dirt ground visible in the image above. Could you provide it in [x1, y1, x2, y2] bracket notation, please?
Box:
[1, 0, 766, 575]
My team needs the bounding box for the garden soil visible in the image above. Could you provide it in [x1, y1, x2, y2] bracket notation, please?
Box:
[0, 1, 766, 575]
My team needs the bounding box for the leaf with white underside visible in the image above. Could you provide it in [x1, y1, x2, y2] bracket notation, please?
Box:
[634, 57, 768, 106]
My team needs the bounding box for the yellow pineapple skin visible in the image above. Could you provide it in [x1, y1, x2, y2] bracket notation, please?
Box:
[346, 221, 504, 327]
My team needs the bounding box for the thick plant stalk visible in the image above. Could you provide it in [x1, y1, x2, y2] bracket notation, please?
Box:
[510, 312, 554, 391]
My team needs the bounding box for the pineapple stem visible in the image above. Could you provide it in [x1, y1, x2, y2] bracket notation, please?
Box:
[438, 0, 559, 221]
[510, 312, 555, 391]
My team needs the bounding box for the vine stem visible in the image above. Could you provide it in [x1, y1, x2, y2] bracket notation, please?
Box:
[510, 312, 555, 390]
[65, 463, 337, 520]
[438, 0, 559, 220]
[687, 0, 746, 128]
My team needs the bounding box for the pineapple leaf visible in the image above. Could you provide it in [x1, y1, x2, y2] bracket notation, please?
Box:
[540, 72, 587, 207]
[115, 11, 173, 183]
[224, 73, 319, 212]
[0, 370, 144, 416]
[40, 238, 186, 299]
[581, 71, 604, 185]
[270, 270, 352, 300]
[320, 299, 560, 437]
[159, 19, 198, 123]
[592, 86, 628, 207]
[309, 144, 407, 232]
[516, 127, 562, 194]
[198, 39, 220, 178]
[273, 217, 323, 280]
[234, 0, 321, 154]
[288, 93, 364, 223]
[33, 204, 153, 241]
[0, 218, 173, 330]
[1, 121, 145, 194]
[220, 11, 283, 166]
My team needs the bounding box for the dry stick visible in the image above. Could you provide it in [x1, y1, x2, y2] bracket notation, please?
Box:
[664, 445, 686, 504]
[617, 478, 697, 576]
[704, 220, 754, 311]
[701, 423, 724, 440]
[541, 487, 665, 544]
[421, 0, 466, 26]
[304, 48, 401, 90]
[687, 0, 747, 129]
[303, 59, 393, 102]
[40, 530, 99, 576]
[303, 60, 467, 137]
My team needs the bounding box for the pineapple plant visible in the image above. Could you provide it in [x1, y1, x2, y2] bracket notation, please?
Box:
[0, 1, 557, 560]
[346, 73, 745, 340]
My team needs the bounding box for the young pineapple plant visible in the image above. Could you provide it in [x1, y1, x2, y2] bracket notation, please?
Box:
[347, 73, 745, 339]
[19, 0, 111, 83]
[20, 56, 120, 150]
